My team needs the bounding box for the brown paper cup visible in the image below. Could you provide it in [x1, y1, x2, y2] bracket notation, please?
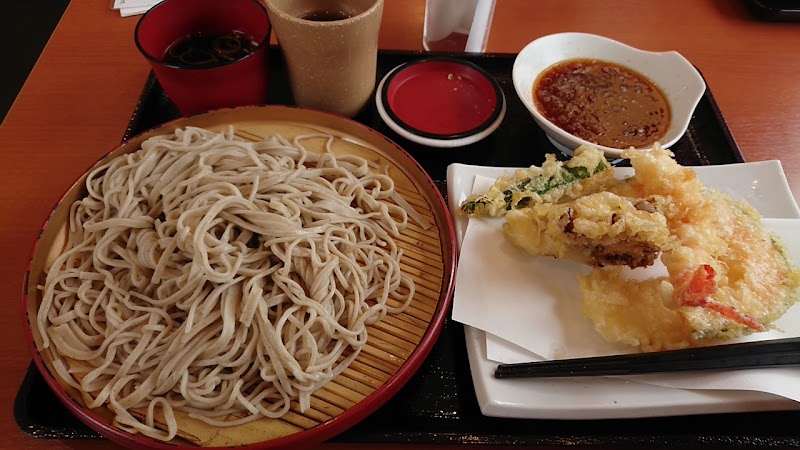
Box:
[265, 0, 383, 118]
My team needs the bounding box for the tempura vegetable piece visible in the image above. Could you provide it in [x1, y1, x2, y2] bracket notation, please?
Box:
[504, 192, 672, 269]
[579, 268, 694, 352]
[662, 192, 800, 342]
[460, 145, 612, 217]
[579, 146, 800, 350]
[606, 144, 704, 225]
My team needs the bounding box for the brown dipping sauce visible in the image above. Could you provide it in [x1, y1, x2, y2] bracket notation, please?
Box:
[163, 31, 259, 68]
[533, 59, 670, 149]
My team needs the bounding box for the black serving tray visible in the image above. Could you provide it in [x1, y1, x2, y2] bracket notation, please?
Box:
[18, 47, 800, 449]
[743, 0, 800, 21]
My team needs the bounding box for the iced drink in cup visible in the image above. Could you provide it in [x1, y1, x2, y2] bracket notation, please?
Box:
[264, 0, 383, 118]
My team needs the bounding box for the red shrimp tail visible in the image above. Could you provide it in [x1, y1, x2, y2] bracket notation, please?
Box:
[678, 264, 717, 307]
[677, 264, 765, 331]
[705, 301, 766, 332]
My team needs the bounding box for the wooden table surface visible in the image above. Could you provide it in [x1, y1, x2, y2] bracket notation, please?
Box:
[2, 1, 799, 449]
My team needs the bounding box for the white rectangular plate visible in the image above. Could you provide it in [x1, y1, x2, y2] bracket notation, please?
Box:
[447, 160, 800, 419]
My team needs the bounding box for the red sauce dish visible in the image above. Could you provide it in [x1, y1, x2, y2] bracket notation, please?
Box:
[376, 58, 505, 148]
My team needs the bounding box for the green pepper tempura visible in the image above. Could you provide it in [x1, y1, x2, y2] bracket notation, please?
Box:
[460, 146, 614, 217]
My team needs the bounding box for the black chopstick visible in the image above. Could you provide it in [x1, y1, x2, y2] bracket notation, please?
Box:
[494, 337, 800, 379]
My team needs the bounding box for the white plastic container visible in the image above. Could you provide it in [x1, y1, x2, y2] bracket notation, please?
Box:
[423, 0, 495, 53]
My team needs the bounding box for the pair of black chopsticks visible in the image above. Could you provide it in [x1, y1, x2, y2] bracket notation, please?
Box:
[494, 337, 800, 379]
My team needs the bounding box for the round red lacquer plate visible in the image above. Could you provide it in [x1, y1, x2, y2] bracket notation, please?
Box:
[376, 58, 505, 148]
[23, 105, 457, 450]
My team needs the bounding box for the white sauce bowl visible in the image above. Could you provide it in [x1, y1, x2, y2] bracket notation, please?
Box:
[512, 32, 706, 159]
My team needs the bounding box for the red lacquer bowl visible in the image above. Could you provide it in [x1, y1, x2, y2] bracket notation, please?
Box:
[134, 0, 271, 117]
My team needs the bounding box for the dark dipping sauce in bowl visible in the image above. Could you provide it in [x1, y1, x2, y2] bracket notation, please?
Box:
[533, 59, 670, 149]
[163, 30, 259, 68]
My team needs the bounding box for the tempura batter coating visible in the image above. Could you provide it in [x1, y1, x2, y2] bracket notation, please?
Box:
[503, 192, 672, 269]
[478, 142, 800, 350]
[578, 269, 692, 351]
[579, 146, 800, 350]
[460, 145, 613, 217]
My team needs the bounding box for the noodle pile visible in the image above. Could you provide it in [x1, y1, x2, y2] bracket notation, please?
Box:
[36, 127, 415, 441]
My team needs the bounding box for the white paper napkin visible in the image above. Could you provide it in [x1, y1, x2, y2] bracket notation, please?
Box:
[111, 0, 161, 17]
[453, 175, 800, 402]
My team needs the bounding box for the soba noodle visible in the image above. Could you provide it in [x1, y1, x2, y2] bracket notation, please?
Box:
[36, 127, 416, 441]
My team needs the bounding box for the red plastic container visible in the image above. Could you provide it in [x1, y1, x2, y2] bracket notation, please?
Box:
[134, 0, 270, 116]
